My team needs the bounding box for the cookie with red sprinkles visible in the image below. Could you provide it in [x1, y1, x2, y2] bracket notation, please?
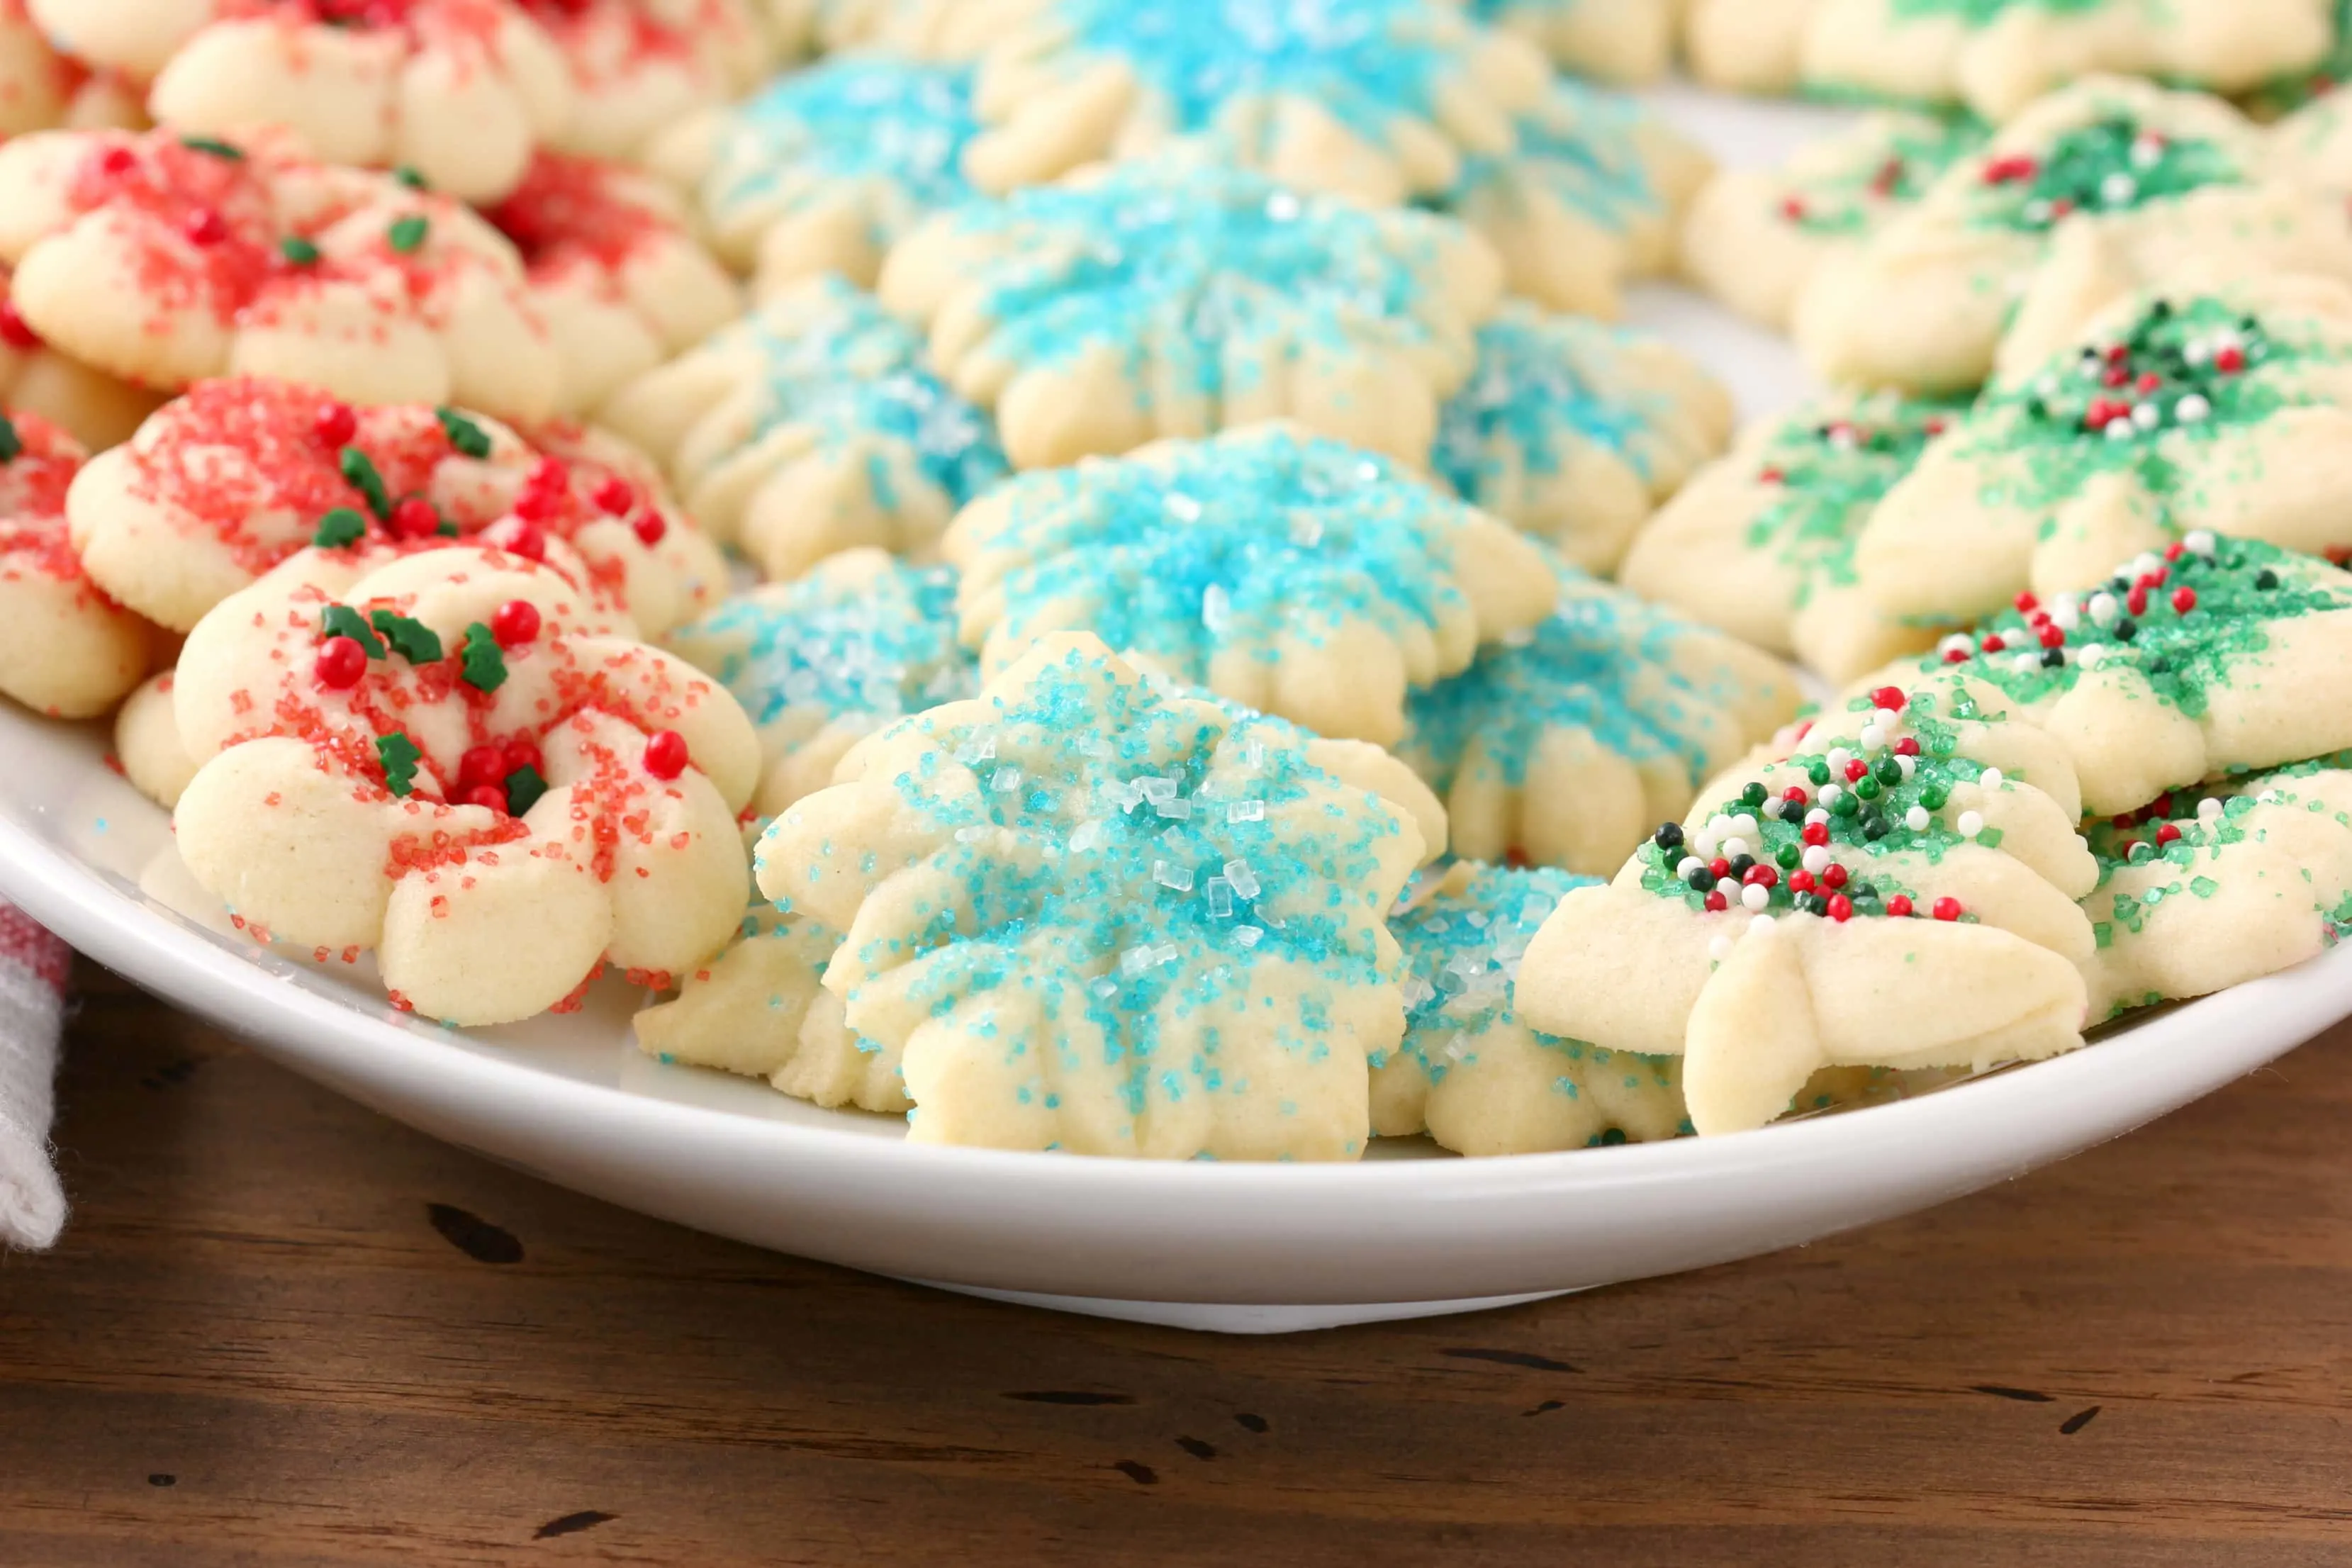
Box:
[0, 264, 163, 453]
[0, 128, 564, 422]
[0, 410, 156, 718]
[169, 543, 762, 1026]
[535, 0, 777, 167]
[1517, 676, 2099, 1136]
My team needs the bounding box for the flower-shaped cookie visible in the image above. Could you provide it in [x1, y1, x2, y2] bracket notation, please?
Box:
[752, 633, 1445, 1160]
[1793, 78, 2352, 395]
[601, 276, 1007, 582]
[171, 544, 762, 1025]
[1450, 0, 1673, 82]
[1433, 305, 1732, 574]
[943, 426, 1557, 746]
[1680, 110, 1988, 333]
[1620, 391, 1969, 681]
[1852, 278, 2352, 627]
[959, 0, 1550, 203]
[1399, 560, 1801, 877]
[537, 0, 775, 165]
[1518, 676, 2099, 1136]
[0, 411, 154, 717]
[0, 128, 564, 422]
[482, 152, 740, 416]
[668, 549, 979, 817]
[69, 377, 724, 635]
[1883, 535, 2352, 818]
[0, 265, 164, 452]
[1441, 74, 1708, 319]
[1369, 862, 1689, 1156]
[1684, 0, 2332, 122]
[649, 54, 979, 296]
[878, 159, 1503, 471]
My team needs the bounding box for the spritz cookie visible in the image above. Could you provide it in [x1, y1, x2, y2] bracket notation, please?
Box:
[483, 152, 739, 416]
[1443, 75, 1711, 320]
[0, 412, 154, 717]
[114, 670, 201, 807]
[0, 0, 145, 142]
[1852, 279, 2352, 627]
[1400, 559, 1801, 877]
[1679, 110, 1986, 332]
[649, 53, 978, 297]
[1435, 305, 1732, 574]
[0, 268, 164, 452]
[1793, 79, 2352, 395]
[797, 0, 1004, 57]
[943, 426, 1556, 748]
[1682, 0, 2333, 122]
[68, 378, 722, 635]
[1370, 861, 1689, 1155]
[538, 0, 773, 166]
[602, 276, 1007, 582]
[1452, 0, 1674, 83]
[960, 0, 1549, 204]
[170, 544, 761, 1025]
[1517, 678, 2098, 1136]
[0, 128, 563, 422]
[753, 633, 1445, 1160]
[1620, 391, 1966, 681]
[667, 549, 978, 817]
[878, 159, 1502, 471]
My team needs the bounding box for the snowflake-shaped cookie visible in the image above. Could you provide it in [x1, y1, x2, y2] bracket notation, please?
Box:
[1434, 305, 1732, 574]
[958, 0, 1550, 203]
[0, 411, 154, 718]
[602, 276, 1007, 583]
[752, 634, 1445, 1160]
[1518, 675, 2098, 1136]
[1620, 390, 1969, 681]
[69, 377, 724, 636]
[1793, 78, 2352, 395]
[878, 159, 1503, 471]
[481, 152, 741, 416]
[943, 426, 1557, 747]
[171, 544, 763, 1025]
[1370, 862, 1689, 1156]
[650, 53, 979, 296]
[1449, 0, 1673, 81]
[1441, 74, 1708, 319]
[1853, 277, 2352, 627]
[0, 128, 564, 422]
[1399, 559, 1801, 877]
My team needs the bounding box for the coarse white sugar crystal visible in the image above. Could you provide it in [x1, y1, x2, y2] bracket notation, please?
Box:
[1138, 775, 1177, 804]
[1201, 582, 1231, 632]
[956, 736, 997, 764]
[1234, 925, 1263, 948]
[990, 766, 1022, 793]
[1207, 877, 1234, 917]
[1155, 795, 1191, 819]
[954, 824, 987, 843]
[1223, 858, 1260, 900]
[1091, 976, 1119, 999]
[1289, 513, 1323, 548]
[1120, 945, 1155, 976]
[1165, 491, 1202, 522]
[1153, 859, 1195, 892]
[1228, 798, 1264, 823]
[1068, 819, 1104, 853]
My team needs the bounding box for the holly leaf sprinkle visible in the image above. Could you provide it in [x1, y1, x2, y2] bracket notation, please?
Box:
[369, 609, 443, 664]
[459, 622, 508, 692]
[179, 135, 244, 161]
[320, 603, 386, 658]
[0, 415, 22, 465]
[340, 447, 391, 520]
[503, 762, 548, 817]
[376, 731, 422, 798]
[279, 235, 320, 267]
[387, 215, 430, 254]
[435, 407, 492, 460]
[312, 507, 368, 549]
[392, 165, 427, 191]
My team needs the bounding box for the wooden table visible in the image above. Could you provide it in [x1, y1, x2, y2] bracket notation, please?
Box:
[4, 960, 2350, 1567]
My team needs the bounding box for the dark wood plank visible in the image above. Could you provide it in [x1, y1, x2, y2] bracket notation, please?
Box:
[3, 958, 2349, 1567]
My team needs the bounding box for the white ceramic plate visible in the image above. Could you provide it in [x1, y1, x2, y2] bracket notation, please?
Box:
[5, 89, 2344, 1334]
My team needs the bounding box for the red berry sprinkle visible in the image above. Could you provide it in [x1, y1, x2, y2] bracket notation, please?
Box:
[1758, 466, 1786, 485]
[1981, 633, 2006, 654]
[1886, 894, 1915, 918]
[2037, 622, 2065, 649]
[2012, 591, 2038, 613]
[643, 729, 689, 780]
[490, 598, 541, 648]
[631, 510, 667, 547]
[2214, 345, 2246, 374]
[592, 476, 634, 515]
[1802, 822, 1829, 847]
[1870, 685, 1907, 711]
[1704, 889, 1729, 912]
[1821, 863, 1849, 890]
[0, 301, 40, 350]
[1743, 865, 1779, 888]
[1894, 737, 1921, 756]
[1932, 897, 1963, 922]
[314, 401, 357, 447]
[464, 785, 508, 814]
[1789, 870, 1816, 895]
[2156, 822, 2183, 846]
[505, 737, 542, 776]
[1827, 894, 1853, 922]
[2171, 586, 2197, 613]
[481, 517, 547, 561]
[1708, 856, 1732, 879]
[2164, 540, 2186, 561]
[391, 495, 440, 539]
[314, 635, 368, 690]
[2126, 586, 2149, 617]
[96, 145, 137, 177]
[1943, 646, 1970, 663]
[181, 207, 228, 247]
[1779, 196, 1806, 221]
[459, 745, 505, 789]
[1782, 786, 1809, 805]
[1844, 758, 1869, 783]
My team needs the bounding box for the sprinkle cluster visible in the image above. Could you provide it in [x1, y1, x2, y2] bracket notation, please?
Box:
[1969, 113, 2240, 233]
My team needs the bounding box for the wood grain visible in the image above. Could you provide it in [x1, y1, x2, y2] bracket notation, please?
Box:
[4, 960, 2351, 1567]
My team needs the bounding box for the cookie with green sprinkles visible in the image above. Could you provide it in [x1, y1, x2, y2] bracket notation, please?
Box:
[601, 276, 1007, 584]
[1792, 77, 2352, 396]
[942, 425, 1557, 748]
[751, 633, 1447, 1162]
[1447, 0, 1674, 82]
[2078, 758, 2352, 1019]
[1434, 304, 1733, 574]
[1398, 557, 1802, 877]
[878, 159, 1503, 472]
[1516, 673, 2099, 1136]
[1854, 275, 2352, 627]
[1620, 389, 1970, 682]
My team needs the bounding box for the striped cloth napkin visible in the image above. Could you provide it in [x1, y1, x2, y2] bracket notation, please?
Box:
[0, 902, 67, 1249]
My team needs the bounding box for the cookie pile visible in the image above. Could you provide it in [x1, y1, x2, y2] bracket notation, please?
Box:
[9, 0, 2352, 1162]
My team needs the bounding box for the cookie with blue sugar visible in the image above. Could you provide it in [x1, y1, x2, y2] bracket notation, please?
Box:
[646, 54, 980, 298]
[752, 632, 1448, 1162]
[1398, 557, 1802, 878]
[601, 276, 1008, 583]
[941, 425, 1556, 748]
[1436, 303, 1732, 574]
[1516, 676, 2099, 1136]
[1449, 0, 1674, 83]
